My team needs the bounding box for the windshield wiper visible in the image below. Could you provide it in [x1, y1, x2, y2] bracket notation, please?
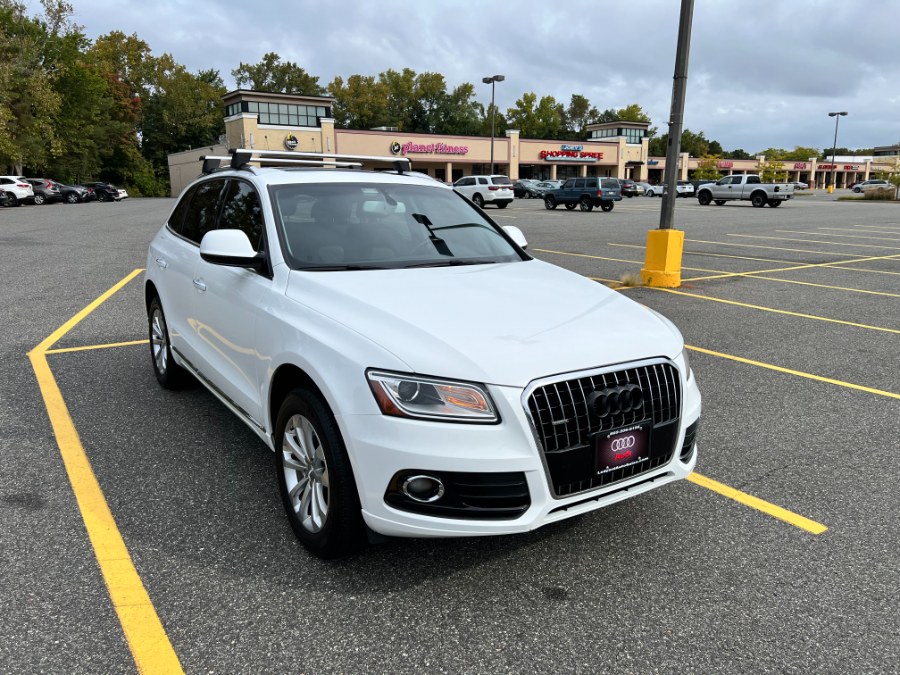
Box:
[403, 259, 499, 268]
[303, 264, 386, 271]
[411, 213, 453, 257]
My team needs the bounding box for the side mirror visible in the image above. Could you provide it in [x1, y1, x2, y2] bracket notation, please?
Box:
[199, 229, 265, 270]
[503, 225, 528, 249]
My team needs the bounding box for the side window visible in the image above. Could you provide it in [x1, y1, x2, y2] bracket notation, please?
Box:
[220, 180, 264, 251]
[168, 186, 196, 235]
[747, 175, 760, 184]
[181, 179, 226, 245]
[478, 177, 488, 185]
[574, 179, 585, 189]
[0, 178, 11, 185]
[586, 179, 597, 188]
[563, 179, 575, 189]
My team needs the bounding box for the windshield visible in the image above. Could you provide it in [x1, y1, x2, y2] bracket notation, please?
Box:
[270, 182, 526, 270]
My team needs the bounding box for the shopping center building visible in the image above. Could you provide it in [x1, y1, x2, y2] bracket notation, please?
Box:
[167, 90, 899, 195]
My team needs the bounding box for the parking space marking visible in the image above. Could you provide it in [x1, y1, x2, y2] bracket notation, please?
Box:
[680, 251, 900, 281]
[28, 270, 184, 675]
[682, 274, 900, 297]
[611, 242, 836, 263]
[44, 339, 149, 355]
[654, 288, 900, 335]
[685, 344, 900, 401]
[850, 225, 900, 233]
[684, 239, 887, 257]
[800, 229, 900, 241]
[687, 473, 827, 535]
[728, 233, 900, 252]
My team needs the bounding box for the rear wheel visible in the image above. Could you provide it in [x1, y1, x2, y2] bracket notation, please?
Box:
[579, 197, 593, 212]
[66, 192, 79, 204]
[751, 192, 766, 208]
[33, 193, 45, 205]
[6, 193, 18, 207]
[275, 388, 364, 558]
[564, 203, 576, 210]
[714, 200, 726, 206]
[472, 193, 484, 208]
[600, 202, 614, 212]
[697, 191, 712, 206]
[544, 196, 557, 210]
[496, 201, 508, 209]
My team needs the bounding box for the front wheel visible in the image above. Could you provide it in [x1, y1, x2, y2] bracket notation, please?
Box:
[6, 193, 18, 207]
[579, 197, 593, 212]
[66, 192, 79, 204]
[97, 191, 109, 202]
[472, 193, 484, 208]
[33, 193, 45, 205]
[148, 297, 190, 389]
[697, 191, 712, 206]
[714, 200, 726, 206]
[751, 193, 767, 208]
[544, 196, 557, 210]
[600, 201, 614, 212]
[275, 388, 364, 558]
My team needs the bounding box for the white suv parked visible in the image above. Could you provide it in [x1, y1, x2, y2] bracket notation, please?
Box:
[453, 174, 514, 208]
[145, 149, 701, 558]
[0, 176, 35, 206]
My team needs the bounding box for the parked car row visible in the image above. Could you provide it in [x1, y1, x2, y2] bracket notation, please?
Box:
[0, 176, 128, 207]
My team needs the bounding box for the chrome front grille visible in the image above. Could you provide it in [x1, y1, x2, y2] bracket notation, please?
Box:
[526, 362, 682, 496]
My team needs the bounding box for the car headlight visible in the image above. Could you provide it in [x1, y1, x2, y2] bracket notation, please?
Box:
[681, 347, 693, 381]
[367, 370, 498, 423]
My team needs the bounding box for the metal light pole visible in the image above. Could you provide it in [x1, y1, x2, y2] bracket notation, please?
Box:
[482, 74, 505, 175]
[827, 111, 848, 193]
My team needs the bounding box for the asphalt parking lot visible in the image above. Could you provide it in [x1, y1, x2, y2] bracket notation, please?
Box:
[2, 192, 898, 673]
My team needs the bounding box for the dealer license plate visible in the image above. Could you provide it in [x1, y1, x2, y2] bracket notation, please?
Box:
[595, 421, 651, 475]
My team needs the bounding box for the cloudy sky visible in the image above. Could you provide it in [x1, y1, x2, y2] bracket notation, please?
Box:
[54, 0, 900, 154]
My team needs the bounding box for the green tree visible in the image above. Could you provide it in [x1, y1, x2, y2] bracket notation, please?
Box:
[563, 94, 599, 139]
[232, 52, 324, 95]
[506, 92, 563, 139]
[725, 148, 752, 160]
[758, 160, 788, 182]
[0, 0, 62, 173]
[616, 103, 651, 123]
[328, 74, 389, 129]
[410, 71, 447, 133]
[693, 157, 722, 181]
[379, 67, 416, 129]
[782, 146, 819, 161]
[648, 129, 709, 158]
[439, 82, 482, 136]
[479, 102, 507, 138]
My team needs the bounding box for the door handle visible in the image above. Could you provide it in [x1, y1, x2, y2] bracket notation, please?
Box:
[192, 278, 207, 292]
[155, 258, 168, 269]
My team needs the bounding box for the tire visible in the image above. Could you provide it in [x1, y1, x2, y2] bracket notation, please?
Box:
[697, 191, 712, 206]
[97, 191, 109, 202]
[6, 193, 18, 207]
[33, 193, 45, 205]
[579, 197, 593, 212]
[275, 388, 364, 558]
[646, 190, 655, 197]
[768, 199, 782, 207]
[714, 200, 726, 206]
[472, 193, 484, 208]
[564, 203, 576, 210]
[544, 196, 557, 210]
[600, 202, 614, 212]
[852, 187, 861, 193]
[496, 201, 508, 209]
[148, 297, 190, 389]
[751, 192, 766, 208]
[65, 192, 79, 204]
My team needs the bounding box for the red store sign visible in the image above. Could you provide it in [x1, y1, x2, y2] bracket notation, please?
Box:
[539, 149, 603, 161]
[717, 161, 733, 168]
[794, 162, 807, 169]
[818, 164, 835, 170]
[844, 164, 860, 171]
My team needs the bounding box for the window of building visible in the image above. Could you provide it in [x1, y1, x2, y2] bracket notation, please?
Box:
[224, 100, 330, 127]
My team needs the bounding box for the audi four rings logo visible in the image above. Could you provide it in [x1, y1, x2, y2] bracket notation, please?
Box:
[610, 436, 636, 452]
[587, 384, 644, 418]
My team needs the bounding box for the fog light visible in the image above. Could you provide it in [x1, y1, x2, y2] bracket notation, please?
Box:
[401, 475, 445, 503]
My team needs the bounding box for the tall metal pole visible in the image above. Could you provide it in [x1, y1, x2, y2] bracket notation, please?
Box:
[828, 111, 847, 190]
[659, 0, 695, 230]
[490, 80, 496, 175]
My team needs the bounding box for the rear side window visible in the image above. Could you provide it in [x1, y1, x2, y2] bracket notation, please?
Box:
[490, 176, 512, 185]
[181, 179, 226, 244]
[563, 179, 575, 188]
[586, 179, 597, 188]
[478, 177, 488, 185]
[574, 179, 585, 189]
[220, 180, 264, 251]
[601, 179, 618, 189]
[168, 187, 194, 235]
[747, 175, 760, 184]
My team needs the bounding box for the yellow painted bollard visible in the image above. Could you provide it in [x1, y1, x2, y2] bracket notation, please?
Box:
[827, 185, 834, 194]
[641, 228, 684, 288]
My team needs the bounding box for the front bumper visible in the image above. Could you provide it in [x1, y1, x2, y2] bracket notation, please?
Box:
[343, 362, 701, 538]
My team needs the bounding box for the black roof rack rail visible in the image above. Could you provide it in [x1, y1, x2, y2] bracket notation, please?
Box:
[212, 148, 411, 173]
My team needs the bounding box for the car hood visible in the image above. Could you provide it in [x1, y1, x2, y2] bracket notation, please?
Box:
[285, 260, 683, 387]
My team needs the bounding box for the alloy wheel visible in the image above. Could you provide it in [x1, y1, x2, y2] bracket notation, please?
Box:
[150, 307, 168, 375]
[281, 414, 330, 533]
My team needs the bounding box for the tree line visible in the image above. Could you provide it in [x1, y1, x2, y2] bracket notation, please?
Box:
[2, 2, 879, 195]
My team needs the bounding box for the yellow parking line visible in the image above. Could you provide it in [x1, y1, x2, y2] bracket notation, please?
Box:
[28, 269, 184, 675]
[685, 344, 900, 400]
[784, 229, 900, 242]
[45, 339, 149, 355]
[825, 265, 900, 276]
[728, 233, 900, 251]
[654, 288, 900, 334]
[680, 272, 900, 296]
[687, 473, 827, 535]
[685, 239, 885, 257]
[610, 243, 791, 264]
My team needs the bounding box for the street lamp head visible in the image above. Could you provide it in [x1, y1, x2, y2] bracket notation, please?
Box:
[494, 75, 505, 82]
[482, 75, 505, 84]
[828, 111, 848, 117]
[482, 77, 492, 84]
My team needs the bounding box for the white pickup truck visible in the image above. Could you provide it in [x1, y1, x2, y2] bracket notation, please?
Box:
[695, 174, 794, 208]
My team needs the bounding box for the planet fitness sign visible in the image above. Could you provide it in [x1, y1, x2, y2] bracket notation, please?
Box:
[390, 140, 469, 156]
